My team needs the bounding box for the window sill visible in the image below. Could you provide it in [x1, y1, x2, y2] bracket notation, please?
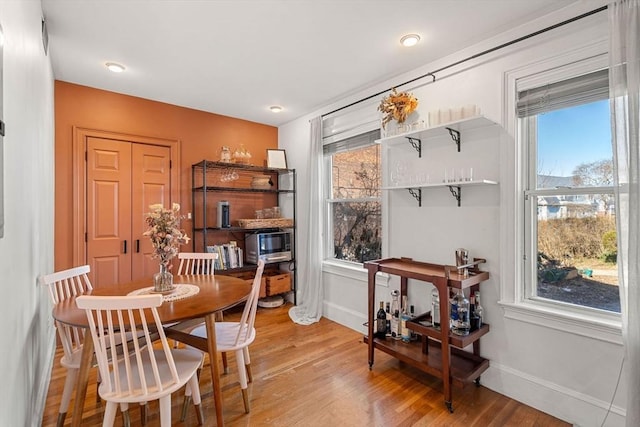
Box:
[499, 300, 622, 345]
[322, 259, 389, 287]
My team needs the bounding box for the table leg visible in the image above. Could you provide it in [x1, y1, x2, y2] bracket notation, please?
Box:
[70, 335, 94, 427]
[205, 313, 224, 427]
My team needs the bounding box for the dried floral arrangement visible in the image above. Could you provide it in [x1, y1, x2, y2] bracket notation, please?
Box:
[144, 203, 190, 267]
[378, 88, 419, 129]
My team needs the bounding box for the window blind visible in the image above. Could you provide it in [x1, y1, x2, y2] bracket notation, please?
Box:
[322, 129, 380, 156]
[517, 68, 609, 117]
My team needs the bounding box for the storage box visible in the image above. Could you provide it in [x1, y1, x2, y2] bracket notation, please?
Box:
[264, 271, 292, 296]
[227, 271, 267, 298]
[236, 218, 294, 229]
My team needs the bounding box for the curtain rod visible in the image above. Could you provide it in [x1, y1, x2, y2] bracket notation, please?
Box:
[321, 5, 608, 119]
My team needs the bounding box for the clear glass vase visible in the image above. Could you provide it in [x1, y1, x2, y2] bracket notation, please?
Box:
[153, 264, 174, 293]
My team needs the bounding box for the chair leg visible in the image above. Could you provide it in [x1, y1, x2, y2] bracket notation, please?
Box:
[140, 402, 148, 426]
[180, 392, 192, 422]
[57, 367, 78, 427]
[120, 403, 131, 427]
[243, 347, 253, 383]
[159, 395, 172, 427]
[189, 372, 204, 425]
[55, 413, 66, 427]
[96, 370, 102, 403]
[180, 364, 201, 422]
[236, 349, 250, 413]
[103, 401, 118, 427]
[222, 352, 229, 374]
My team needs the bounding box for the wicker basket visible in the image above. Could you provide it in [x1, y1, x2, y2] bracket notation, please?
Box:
[236, 218, 294, 229]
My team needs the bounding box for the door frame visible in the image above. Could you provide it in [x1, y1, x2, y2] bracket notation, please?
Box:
[72, 127, 181, 267]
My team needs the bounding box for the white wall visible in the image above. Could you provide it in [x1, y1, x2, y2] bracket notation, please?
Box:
[280, 2, 626, 426]
[0, 1, 55, 425]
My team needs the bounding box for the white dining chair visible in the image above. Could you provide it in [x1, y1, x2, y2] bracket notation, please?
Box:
[42, 265, 155, 426]
[76, 293, 204, 427]
[41, 265, 94, 427]
[177, 252, 218, 275]
[181, 260, 265, 418]
[174, 252, 225, 354]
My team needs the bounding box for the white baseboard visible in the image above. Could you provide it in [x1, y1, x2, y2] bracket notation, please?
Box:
[322, 300, 626, 426]
[323, 301, 368, 335]
[472, 362, 625, 426]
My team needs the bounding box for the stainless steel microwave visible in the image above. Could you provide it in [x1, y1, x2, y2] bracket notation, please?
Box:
[245, 231, 293, 264]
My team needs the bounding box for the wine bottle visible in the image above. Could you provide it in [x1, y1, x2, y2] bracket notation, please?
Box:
[451, 289, 470, 336]
[390, 290, 400, 339]
[385, 302, 391, 337]
[409, 305, 417, 340]
[431, 288, 440, 329]
[376, 301, 387, 339]
[400, 295, 411, 343]
[473, 290, 484, 330]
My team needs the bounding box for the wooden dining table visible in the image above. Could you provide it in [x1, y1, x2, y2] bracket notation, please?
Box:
[51, 273, 252, 427]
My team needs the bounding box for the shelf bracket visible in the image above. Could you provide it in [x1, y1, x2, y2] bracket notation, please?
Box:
[405, 137, 422, 158]
[445, 127, 461, 152]
[407, 188, 422, 207]
[447, 185, 461, 207]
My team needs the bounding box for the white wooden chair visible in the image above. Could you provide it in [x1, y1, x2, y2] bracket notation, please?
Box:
[177, 252, 218, 275]
[76, 294, 204, 427]
[41, 265, 93, 427]
[181, 260, 265, 418]
[174, 252, 223, 352]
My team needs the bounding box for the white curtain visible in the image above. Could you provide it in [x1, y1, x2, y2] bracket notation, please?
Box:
[289, 116, 324, 325]
[609, 1, 640, 425]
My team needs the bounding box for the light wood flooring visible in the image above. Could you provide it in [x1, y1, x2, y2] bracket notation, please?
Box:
[43, 303, 570, 426]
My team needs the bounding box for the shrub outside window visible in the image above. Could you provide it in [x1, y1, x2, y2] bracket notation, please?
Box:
[518, 69, 620, 313]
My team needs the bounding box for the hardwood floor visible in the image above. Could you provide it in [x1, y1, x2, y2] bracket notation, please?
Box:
[42, 303, 569, 426]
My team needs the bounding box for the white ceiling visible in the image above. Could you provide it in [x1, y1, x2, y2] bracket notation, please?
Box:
[42, 0, 582, 127]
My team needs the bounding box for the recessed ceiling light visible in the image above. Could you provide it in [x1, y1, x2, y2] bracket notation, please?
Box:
[106, 62, 125, 73]
[270, 105, 283, 113]
[400, 34, 421, 47]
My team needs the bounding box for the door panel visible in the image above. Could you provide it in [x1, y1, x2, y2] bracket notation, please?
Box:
[131, 144, 172, 280]
[86, 138, 132, 287]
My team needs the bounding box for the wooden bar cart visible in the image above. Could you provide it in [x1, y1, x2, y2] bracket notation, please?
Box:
[364, 257, 490, 412]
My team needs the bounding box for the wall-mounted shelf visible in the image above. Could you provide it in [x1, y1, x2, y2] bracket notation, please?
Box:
[376, 115, 499, 155]
[382, 179, 499, 207]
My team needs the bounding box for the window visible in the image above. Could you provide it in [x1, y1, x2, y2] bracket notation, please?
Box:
[518, 68, 620, 313]
[323, 130, 382, 263]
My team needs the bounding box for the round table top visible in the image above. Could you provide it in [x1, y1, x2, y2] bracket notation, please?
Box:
[52, 274, 252, 328]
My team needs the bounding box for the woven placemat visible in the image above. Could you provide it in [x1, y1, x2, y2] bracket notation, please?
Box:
[127, 283, 200, 302]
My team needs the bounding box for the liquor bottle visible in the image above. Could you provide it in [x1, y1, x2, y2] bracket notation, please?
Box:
[400, 295, 411, 343]
[376, 301, 387, 339]
[450, 289, 470, 336]
[473, 290, 484, 330]
[409, 305, 417, 340]
[431, 288, 440, 329]
[390, 290, 400, 339]
[385, 302, 391, 337]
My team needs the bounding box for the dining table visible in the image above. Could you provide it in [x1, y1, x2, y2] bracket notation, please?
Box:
[51, 273, 252, 427]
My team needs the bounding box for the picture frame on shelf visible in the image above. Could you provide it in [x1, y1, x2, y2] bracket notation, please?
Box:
[267, 149, 288, 169]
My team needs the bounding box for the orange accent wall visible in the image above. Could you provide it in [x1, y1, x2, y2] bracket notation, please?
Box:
[55, 81, 278, 271]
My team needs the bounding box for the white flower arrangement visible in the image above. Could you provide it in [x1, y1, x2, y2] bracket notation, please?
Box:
[143, 203, 190, 267]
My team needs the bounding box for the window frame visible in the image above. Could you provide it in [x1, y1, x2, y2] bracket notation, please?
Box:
[501, 44, 622, 344]
[323, 131, 382, 267]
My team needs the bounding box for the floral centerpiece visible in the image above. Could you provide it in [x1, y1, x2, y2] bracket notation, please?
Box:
[144, 203, 190, 291]
[378, 88, 419, 129]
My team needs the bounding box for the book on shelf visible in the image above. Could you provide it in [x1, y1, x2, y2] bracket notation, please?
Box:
[205, 243, 244, 270]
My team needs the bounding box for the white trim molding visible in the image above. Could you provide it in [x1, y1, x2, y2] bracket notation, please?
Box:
[482, 361, 626, 427]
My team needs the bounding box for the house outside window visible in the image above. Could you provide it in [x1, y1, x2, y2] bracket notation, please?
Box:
[518, 67, 620, 314]
[323, 130, 382, 264]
